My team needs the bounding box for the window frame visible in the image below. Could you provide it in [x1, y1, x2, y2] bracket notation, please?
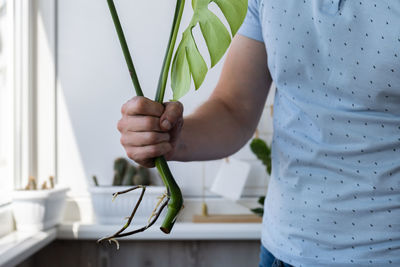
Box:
[0, 0, 57, 204]
[13, 0, 36, 191]
[0, 0, 16, 206]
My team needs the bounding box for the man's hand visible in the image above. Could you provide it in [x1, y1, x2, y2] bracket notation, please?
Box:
[118, 35, 271, 165]
[117, 96, 184, 167]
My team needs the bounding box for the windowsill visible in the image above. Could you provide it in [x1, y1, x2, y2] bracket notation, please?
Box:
[0, 204, 13, 238]
[0, 228, 57, 267]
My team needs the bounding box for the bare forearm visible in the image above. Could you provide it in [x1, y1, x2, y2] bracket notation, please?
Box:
[171, 35, 272, 161]
[172, 97, 257, 161]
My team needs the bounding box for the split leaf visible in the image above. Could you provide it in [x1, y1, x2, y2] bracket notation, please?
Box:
[171, 0, 248, 100]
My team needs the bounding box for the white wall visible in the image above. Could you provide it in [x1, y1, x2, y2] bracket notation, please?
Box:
[57, 0, 274, 197]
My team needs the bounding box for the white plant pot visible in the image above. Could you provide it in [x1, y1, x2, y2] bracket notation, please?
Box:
[89, 186, 167, 225]
[11, 187, 69, 232]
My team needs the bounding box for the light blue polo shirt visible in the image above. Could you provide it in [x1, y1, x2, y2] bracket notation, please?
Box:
[238, 1, 400, 266]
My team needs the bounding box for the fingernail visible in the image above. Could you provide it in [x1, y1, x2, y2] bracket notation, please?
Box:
[162, 120, 171, 130]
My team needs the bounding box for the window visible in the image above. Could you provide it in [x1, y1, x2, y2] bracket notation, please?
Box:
[0, 0, 58, 238]
[0, 0, 13, 206]
[0, 0, 57, 207]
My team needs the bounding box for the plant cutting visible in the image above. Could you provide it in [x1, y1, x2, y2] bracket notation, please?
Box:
[99, 0, 247, 245]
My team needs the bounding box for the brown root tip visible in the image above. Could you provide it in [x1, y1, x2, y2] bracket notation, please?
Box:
[160, 227, 171, 234]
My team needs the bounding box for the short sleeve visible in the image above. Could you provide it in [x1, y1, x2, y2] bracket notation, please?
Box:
[238, 0, 264, 42]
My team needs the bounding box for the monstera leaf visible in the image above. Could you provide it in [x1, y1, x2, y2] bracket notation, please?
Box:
[171, 0, 248, 100]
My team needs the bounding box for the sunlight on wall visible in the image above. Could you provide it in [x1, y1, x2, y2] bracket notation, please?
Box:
[36, 9, 56, 182]
[57, 81, 88, 196]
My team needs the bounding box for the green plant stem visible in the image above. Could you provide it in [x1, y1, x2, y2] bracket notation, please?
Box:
[107, 0, 184, 234]
[107, 0, 143, 97]
[155, 0, 185, 102]
[154, 0, 185, 234]
[155, 158, 183, 233]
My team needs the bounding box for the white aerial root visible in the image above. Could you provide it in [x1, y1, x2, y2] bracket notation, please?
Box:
[112, 192, 119, 202]
[147, 191, 168, 225]
[108, 238, 120, 250]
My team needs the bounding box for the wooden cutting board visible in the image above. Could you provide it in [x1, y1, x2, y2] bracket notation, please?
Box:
[192, 214, 262, 223]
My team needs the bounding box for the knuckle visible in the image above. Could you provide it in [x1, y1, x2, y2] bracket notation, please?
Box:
[120, 135, 127, 146]
[145, 132, 158, 144]
[175, 101, 184, 114]
[126, 150, 139, 161]
[146, 146, 158, 157]
[132, 96, 142, 104]
[143, 117, 156, 130]
[136, 160, 147, 168]
[126, 150, 134, 160]
[167, 102, 183, 120]
[117, 119, 124, 132]
[132, 96, 146, 112]
[163, 133, 170, 142]
[138, 159, 154, 168]
[121, 103, 127, 114]
[170, 101, 183, 115]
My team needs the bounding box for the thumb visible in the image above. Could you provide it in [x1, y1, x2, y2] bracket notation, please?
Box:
[160, 101, 184, 131]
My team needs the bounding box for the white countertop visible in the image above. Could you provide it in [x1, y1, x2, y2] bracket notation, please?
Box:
[0, 222, 261, 266]
[57, 222, 262, 241]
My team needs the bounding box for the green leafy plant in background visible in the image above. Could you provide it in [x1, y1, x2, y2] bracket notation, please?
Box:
[92, 158, 151, 186]
[99, 0, 247, 245]
[112, 158, 128, 186]
[249, 138, 271, 217]
[251, 138, 271, 175]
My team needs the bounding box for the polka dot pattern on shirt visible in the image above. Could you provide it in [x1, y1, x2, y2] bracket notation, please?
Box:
[239, 0, 400, 266]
